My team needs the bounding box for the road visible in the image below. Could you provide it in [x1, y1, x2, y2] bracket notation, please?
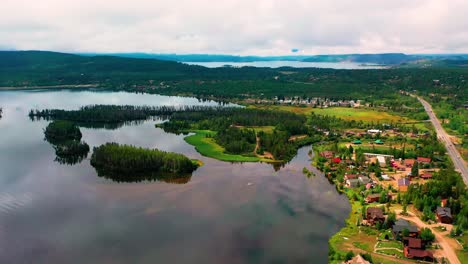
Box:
[416, 96, 468, 185]
[395, 210, 461, 264]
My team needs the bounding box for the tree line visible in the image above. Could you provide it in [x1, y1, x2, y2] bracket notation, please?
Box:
[90, 143, 198, 177]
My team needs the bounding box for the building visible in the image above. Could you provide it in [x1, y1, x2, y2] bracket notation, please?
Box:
[398, 178, 410, 192]
[346, 179, 360, 188]
[365, 193, 381, 203]
[392, 219, 419, 239]
[320, 151, 334, 159]
[381, 174, 391, 181]
[366, 207, 385, 225]
[404, 247, 434, 261]
[367, 129, 382, 134]
[377, 156, 387, 167]
[332, 157, 342, 164]
[343, 254, 370, 264]
[404, 159, 415, 167]
[436, 206, 453, 224]
[404, 237, 424, 249]
[420, 173, 433, 180]
[344, 174, 358, 180]
[358, 175, 371, 185]
[417, 157, 431, 164]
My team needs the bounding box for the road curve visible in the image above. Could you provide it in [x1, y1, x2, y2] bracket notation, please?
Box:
[415, 96, 468, 185]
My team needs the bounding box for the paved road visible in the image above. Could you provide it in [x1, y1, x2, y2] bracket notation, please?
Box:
[416, 96, 468, 185]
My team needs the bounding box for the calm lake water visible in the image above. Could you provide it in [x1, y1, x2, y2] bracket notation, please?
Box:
[0, 90, 350, 264]
[184, 60, 386, 69]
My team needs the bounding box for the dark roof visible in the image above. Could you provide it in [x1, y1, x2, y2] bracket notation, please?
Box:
[398, 178, 410, 186]
[366, 193, 381, 199]
[367, 207, 384, 218]
[393, 219, 419, 233]
[405, 237, 423, 249]
[406, 247, 433, 258]
[436, 207, 452, 218]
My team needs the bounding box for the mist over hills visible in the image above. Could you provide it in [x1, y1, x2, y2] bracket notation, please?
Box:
[77, 52, 468, 66]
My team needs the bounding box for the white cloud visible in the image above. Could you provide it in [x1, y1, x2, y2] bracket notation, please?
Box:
[1, 0, 467, 55]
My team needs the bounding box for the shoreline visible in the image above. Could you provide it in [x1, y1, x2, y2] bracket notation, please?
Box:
[0, 84, 99, 90]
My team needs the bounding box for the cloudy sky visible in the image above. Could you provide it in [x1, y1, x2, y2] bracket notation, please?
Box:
[1, 0, 467, 55]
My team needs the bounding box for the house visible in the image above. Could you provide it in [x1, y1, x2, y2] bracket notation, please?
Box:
[377, 156, 387, 167]
[344, 174, 358, 180]
[417, 157, 431, 164]
[392, 219, 419, 239]
[404, 159, 415, 167]
[420, 173, 432, 180]
[436, 206, 453, 224]
[365, 193, 381, 203]
[343, 254, 371, 264]
[358, 176, 371, 185]
[398, 178, 410, 192]
[381, 174, 391, 181]
[441, 199, 448, 207]
[366, 207, 385, 225]
[404, 247, 434, 261]
[332, 157, 342, 164]
[374, 139, 384, 145]
[320, 151, 334, 159]
[367, 129, 382, 134]
[403, 237, 424, 249]
[346, 179, 360, 188]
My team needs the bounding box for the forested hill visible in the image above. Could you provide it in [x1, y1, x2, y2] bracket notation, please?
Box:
[0, 51, 466, 105]
[0, 50, 285, 87]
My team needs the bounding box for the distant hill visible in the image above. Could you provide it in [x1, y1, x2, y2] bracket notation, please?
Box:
[78, 52, 468, 66]
[0, 50, 277, 87]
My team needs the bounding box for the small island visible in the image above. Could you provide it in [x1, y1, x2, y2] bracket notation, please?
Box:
[90, 143, 200, 180]
[44, 120, 90, 165]
[44, 120, 82, 143]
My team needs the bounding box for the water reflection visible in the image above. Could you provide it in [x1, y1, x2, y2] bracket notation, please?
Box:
[50, 141, 90, 165]
[0, 90, 350, 264]
[94, 170, 192, 184]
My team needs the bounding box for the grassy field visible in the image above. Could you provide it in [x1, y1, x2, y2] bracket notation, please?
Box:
[455, 232, 468, 263]
[376, 248, 404, 258]
[249, 105, 415, 123]
[184, 130, 266, 162]
[376, 241, 404, 250]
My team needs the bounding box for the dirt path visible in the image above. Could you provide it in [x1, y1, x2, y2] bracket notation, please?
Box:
[396, 210, 461, 264]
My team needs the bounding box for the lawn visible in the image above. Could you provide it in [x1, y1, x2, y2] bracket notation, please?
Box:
[184, 130, 265, 162]
[376, 241, 404, 250]
[455, 232, 468, 263]
[376, 249, 404, 258]
[248, 105, 415, 123]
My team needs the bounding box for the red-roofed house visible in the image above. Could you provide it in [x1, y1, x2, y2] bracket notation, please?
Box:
[344, 174, 358, 180]
[417, 157, 431, 164]
[404, 247, 433, 261]
[420, 173, 433, 180]
[320, 151, 334, 159]
[404, 237, 424, 249]
[332, 157, 342, 164]
[404, 159, 415, 167]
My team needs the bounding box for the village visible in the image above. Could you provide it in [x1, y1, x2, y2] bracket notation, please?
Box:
[243, 96, 363, 108]
[313, 126, 463, 264]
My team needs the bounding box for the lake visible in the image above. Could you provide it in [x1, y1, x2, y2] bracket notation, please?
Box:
[184, 60, 386, 69]
[0, 90, 350, 263]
